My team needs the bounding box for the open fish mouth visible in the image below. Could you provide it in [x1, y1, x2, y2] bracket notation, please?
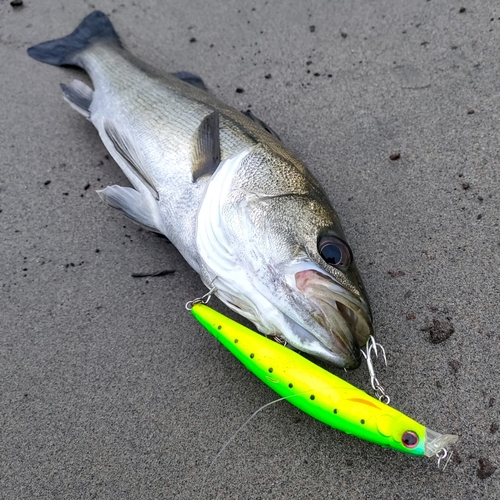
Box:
[283, 266, 373, 369]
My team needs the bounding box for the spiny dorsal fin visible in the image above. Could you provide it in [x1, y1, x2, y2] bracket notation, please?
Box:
[242, 109, 281, 142]
[172, 71, 208, 92]
[191, 111, 220, 182]
[61, 80, 93, 119]
[103, 120, 159, 200]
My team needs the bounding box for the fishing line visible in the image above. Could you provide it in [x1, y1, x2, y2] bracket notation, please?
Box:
[201, 391, 309, 491]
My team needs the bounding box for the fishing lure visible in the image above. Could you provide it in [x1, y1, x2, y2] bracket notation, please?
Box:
[191, 303, 458, 459]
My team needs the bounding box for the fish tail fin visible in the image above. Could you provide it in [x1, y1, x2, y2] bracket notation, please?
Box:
[27, 11, 120, 68]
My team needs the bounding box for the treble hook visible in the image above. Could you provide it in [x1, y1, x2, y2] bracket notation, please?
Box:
[361, 336, 390, 404]
[436, 448, 453, 471]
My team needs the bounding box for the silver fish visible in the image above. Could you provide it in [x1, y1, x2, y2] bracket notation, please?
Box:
[28, 11, 373, 369]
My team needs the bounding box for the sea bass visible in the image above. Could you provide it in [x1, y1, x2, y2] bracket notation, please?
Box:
[28, 11, 372, 369]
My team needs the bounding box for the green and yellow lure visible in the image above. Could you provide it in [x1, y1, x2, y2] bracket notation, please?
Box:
[191, 303, 458, 458]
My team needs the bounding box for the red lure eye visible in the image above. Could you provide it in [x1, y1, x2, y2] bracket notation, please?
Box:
[402, 431, 419, 448]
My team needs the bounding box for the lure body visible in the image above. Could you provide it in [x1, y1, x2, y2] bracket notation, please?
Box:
[192, 304, 458, 457]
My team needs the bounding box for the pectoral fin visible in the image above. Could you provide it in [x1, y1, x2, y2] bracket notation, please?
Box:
[191, 111, 220, 181]
[97, 185, 162, 233]
[103, 120, 159, 200]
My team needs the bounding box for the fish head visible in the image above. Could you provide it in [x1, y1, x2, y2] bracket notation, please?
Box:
[197, 145, 373, 369]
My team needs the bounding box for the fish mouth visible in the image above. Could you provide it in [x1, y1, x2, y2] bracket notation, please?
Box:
[281, 265, 373, 369]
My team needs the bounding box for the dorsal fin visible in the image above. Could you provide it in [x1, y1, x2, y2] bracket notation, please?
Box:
[172, 71, 208, 91]
[191, 111, 220, 182]
[242, 109, 281, 142]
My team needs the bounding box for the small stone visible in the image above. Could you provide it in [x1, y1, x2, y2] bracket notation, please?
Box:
[448, 359, 461, 373]
[235, 87, 244, 94]
[467, 109, 475, 114]
[264, 74, 272, 79]
[309, 25, 316, 33]
[490, 423, 499, 434]
[388, 269, 405, 277]
[477, 458, 496, 479]
[10, 0, 23, 7]
[44, 180, 51, 186]
[422, 318, 454, 344]
[340, 32, 347, 38]
[390, 152, 401, 161]
[462, 182, 470, 190]
[459, 7, 466, 14]
[189, 37, 197, 43]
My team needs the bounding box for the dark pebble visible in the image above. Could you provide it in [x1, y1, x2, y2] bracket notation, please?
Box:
[489, 398, 495, 407]
[477, 214, 482, 220]
[235, 87, 244, 93]
[462, 182, 470, 190]
[422, 318, 455, 344]
[340, 32, 347, 38]
[490, 423, 499, 434]
[314, 72, 320, 77]
[44, 180, 51, 186]
[477, 458, 496, 479]
[390, 152, 401, 161]
[10, 0, 23, 7]
[309, 25, 316, 33]
[189, 37, 197, 43]
[84, 183, 90, 190]
[388, 269, 405, 277]
[448, 359, 461, 373]
[452, 451, 463, 464]
[346, 459, 353, 466]
[264, 74, 272, 79]
[95, 249, 100, 253]
[467, 109, 475, 114]
[459, 7, 466, 14]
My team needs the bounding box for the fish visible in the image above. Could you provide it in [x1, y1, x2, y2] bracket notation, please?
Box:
[192, 303, 458, 457]
[28, 11, 373, 369]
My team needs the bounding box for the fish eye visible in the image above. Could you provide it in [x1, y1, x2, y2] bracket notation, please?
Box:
[401, 431, 419, 448]
[317, 235, 352, 267]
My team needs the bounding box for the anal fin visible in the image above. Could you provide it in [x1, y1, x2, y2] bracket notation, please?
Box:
[61, 80, 94, 119]
[97, 185, 162, 233]
[103, 120, 159, 200]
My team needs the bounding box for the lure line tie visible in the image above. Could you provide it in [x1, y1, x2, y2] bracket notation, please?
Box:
[436, 448, 453, 471]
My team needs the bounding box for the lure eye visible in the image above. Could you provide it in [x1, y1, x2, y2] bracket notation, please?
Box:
[402, 431, 419, 448]
[318, 235, 352, 267]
